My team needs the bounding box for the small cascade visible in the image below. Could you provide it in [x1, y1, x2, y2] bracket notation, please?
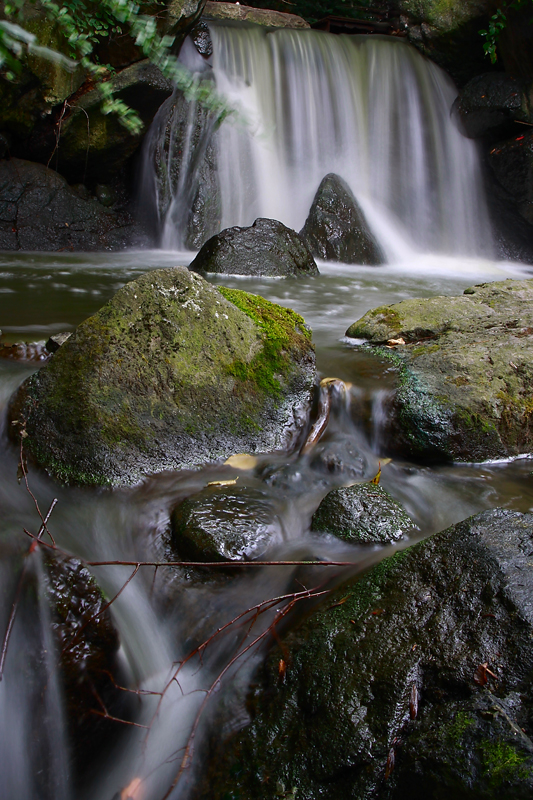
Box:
[142, 23, 493, 258]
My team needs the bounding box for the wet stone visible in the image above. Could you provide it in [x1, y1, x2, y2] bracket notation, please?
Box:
[171, 485, 283, 562]
[311, 481, 416, 544]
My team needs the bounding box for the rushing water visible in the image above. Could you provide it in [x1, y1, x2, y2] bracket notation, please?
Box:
[1, 250, 533, 800]
[0, 20, 532, 800]
[146, 24, 492, 256]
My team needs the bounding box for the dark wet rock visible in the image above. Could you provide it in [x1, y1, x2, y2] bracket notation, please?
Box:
[312, 482, 416, 544]
[300, 173, 384, 265]
[202, 1, 310, 29]
[146, 86, 221, 249]
[452, 74, 527, 140]
[190, 20, 213, 58]
[0, 158, 143, 251]
[171, 485, 283, 562]
[205, 508, 533, 800]
[10, 267, 316, 486]
[45, 554, 127, 774]
[166, 0, 209, 45]
[488, 130, 533, 227]
[346, 279, 533, 462]
[190, 218, 319, 278]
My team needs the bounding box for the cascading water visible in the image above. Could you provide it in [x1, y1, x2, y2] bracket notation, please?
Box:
[144, 24, 493, 258]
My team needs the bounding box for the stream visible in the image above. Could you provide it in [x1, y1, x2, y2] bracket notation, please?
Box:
[1, 249, 533, 800]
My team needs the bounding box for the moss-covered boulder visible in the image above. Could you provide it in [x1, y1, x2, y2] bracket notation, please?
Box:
[171, 484, 283, 562]
[299, 173, 385, 265]
[10, 267, 315, 486]
[312, 482, 416, 543]
[202, 1, 310, 28]
[189, 218, 319, 278]
[346, 279, 533, 462]
[204, 508, 533, 800]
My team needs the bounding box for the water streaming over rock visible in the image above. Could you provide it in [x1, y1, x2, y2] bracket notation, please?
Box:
[143, 24, 492, 257]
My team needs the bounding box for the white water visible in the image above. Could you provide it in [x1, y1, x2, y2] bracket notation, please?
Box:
[153, 25, 492, 258]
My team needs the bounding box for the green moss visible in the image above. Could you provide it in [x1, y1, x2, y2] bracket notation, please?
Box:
[218, 286, 313, 400]
[447, 711, 474, 743]
[368, 305, 402, 327]
[480, 740, 530, 787]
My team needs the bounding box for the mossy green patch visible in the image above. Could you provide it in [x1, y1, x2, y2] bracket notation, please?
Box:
[218, 286, 313, 401]
[481, 740, 531, 787]
[447, 711, 474, 743]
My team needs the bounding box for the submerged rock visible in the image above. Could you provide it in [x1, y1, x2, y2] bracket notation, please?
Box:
[190, 218, 319, 278]
[171, 484, 283, 562]
[300, 173, 384, 265]
[206, 508, 533, 799]
[10, 267, 315, 486]
[346, 279, 533, 462]
[0, 158, 142, 251]
[312, 482, 416, 544]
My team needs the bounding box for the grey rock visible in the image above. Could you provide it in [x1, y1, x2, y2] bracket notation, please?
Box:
[300, 173, 384, 265]
[206, 508, 533, 799]
[312, 482, 416, 543]
[346, 279, 533, 462]
[452, 73, 527, 139]
[0, 158, 142, 251]
[190, 218, 319, 278]
[9, 267, 316, 486]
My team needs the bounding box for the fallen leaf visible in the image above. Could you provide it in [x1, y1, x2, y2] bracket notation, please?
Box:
[278, 659, 287, 681]
[371, 463, 381, 485]
[207, 478, 238, 486]
[386, 337, 406, 346]
[474, 662, 497, 685]
[371, 608, 385, 616]
[224, 453, 258, 469]
[328, 596, 349, 610]
[409, 683, 418, 719]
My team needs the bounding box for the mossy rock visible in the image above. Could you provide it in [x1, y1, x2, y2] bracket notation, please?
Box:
[203, 508, 533, 799]
[10, 267, 315, 486]
[346, 279, 533, 462]
[312, 481, 417, 543]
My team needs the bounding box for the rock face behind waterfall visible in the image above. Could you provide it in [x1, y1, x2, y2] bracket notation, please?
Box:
[205, 508, 533, 800]
[9, 268, 315, 486]
[300, 174, 385, 265]
[189, 218, 319, 278]
[346, 279, 533, 462]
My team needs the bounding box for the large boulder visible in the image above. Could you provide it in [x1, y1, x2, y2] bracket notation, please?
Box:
[9, 267, 316, 486]
[0, 158, 144, 250]
[202, 2, 310, 29]
[205, 508, 533, 799]
[451, 73, 528, 140]
[299, 173, 385, 265]
[346, 279, 533, 463]
[189, 218, 319, 278]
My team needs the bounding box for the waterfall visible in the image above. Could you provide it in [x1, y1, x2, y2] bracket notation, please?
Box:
[142, 24, 493, 258]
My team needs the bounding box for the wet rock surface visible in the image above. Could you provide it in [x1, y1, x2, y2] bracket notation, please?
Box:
[202, 1, 310, 29]
[171, 484, 283, 562]
[488, 130, 533, 227]
[190, 218, 319, 278]
[346, 279, 533, 462]
[0, 158, 143, 251]
[45, 554, 127, 776]
[312, 482, 416, 544]
[205, 508, 533, 800]
[10, 267, 316, 486]
[300, 173, 385, 265]
[452, 73, 527, 140]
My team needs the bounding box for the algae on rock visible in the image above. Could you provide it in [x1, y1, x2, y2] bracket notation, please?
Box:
[10, 267, 316, 486]
[346, 279, 533, 462]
